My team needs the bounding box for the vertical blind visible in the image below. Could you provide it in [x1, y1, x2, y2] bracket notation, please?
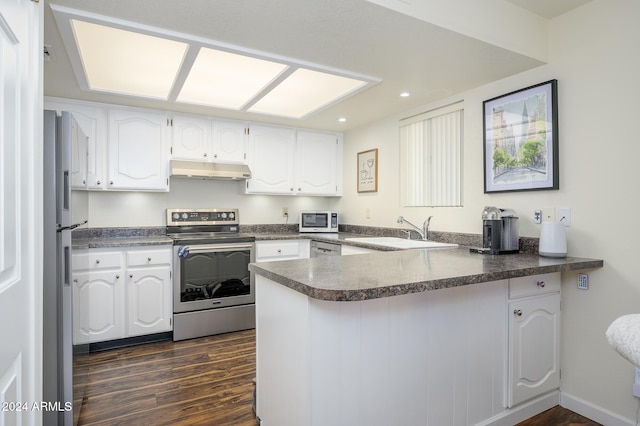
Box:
[399, 103, 463, 207]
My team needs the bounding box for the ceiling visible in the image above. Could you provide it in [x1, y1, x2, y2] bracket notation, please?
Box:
[43, 0, 591, 132]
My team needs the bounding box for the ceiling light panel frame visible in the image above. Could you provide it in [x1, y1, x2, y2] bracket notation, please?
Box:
[50, 4, 381, 119]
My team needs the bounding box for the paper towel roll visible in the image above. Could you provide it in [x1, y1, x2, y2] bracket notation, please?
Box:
[539, 221, 567, 257]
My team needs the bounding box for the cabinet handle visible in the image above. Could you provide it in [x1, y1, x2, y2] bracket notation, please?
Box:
[203, 153, 207, 157]
[116, 274, 120, 279]
[95, 259, 100, 264]
[129, 273, 133, 278]
[73, 279, 78, 283]
[514, 309, 523, 316]
[214, 154, 218, 158]
[148, 257, 152, 261]
[290, 188, 294, 191]
[109, 180, 114, 185]
[536, 281, 545, 288]
[298, 187, 301, 191]
[277, 249, 282, 253]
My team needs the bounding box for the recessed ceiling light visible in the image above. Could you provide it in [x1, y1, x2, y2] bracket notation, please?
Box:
[400, 92, 411, 98]
[338, 117, 347, 122]
[71, 19, 188, 99]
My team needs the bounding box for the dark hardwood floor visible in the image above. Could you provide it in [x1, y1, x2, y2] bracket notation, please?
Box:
[76, 329, 600, 426]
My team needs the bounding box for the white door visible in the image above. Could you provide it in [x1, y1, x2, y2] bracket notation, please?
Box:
[0, 0, 43, 425]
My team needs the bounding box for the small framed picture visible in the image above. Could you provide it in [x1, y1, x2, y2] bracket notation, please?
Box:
[357, 148, 378, 193]
[483, 79, 559, 193]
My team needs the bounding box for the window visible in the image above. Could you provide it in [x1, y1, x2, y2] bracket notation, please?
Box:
[399, 102, 463, 207]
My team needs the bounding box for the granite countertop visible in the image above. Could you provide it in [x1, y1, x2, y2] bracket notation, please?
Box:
[249, 247, 604, 302]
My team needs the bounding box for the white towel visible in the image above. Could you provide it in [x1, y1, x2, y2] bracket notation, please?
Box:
[606, 314, 640, 368]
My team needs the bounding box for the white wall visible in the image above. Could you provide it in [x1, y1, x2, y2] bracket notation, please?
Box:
[85, 179, 333, 227]
[332, 0, 640, 422]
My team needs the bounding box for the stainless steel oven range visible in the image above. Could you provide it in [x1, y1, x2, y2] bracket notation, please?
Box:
[167, 208, 255, 341]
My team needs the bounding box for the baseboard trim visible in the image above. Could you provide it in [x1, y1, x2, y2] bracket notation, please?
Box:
[474, 392, 560, 426]
[561, 392, 637, 426]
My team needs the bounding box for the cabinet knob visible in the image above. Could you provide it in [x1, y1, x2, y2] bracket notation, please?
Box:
[129, 273, 133, 278]
[536, 281, 545, 288]
[73, 279, 78, 283]
[95, 259, 100, 264]
[214, 154, 218, 158]
[116, 274, 120, 279]
[277, 249, 282, 253]
[290, 188, 294, 191]
[148, 257, 152, 261]
[203, 153, 207, 157]
[298, 187, 301, 191]
[109, 180, 114, 185]
[514, 309, 523, 317]
[97, 180, 101, 185]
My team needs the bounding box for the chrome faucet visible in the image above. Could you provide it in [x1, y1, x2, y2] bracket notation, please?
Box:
[397, 215, 433, 240]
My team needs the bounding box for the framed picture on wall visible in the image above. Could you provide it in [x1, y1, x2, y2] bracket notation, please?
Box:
[483, 79, 559, 193]
[357, 148, 378, 193]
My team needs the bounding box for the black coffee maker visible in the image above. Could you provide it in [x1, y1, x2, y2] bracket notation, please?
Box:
[481, 206, 519, 254]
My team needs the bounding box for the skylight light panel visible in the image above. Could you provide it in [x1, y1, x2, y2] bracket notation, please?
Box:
[177, 47, 289, 109]
[248, 68, 367, 118]
[71, 19, 188, 99]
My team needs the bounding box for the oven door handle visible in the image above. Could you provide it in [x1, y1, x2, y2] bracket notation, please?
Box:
[182, 243, 254, 254]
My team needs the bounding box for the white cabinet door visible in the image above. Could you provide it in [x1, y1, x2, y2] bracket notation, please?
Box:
[171, 113, 211, 160]
[126, 266, 172, 337]
[72, 269, 125, 344]
[246, 124, 296, 194]
[108, 109, 170, 191]
[44, 98, 108, 189]
[295, 130, 339, 195]
[212, 119, 247, 163]
[508, 292, 560, 407]
[70, 115, 88, 188]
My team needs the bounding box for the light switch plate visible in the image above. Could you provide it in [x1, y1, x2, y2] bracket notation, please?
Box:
[558, 207, 571, 226]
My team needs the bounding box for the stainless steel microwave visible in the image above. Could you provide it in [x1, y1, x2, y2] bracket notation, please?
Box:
[299, 211, 338, 233]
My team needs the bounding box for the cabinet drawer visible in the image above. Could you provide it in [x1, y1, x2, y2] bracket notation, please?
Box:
[127, 248, 172, 267]
[509, 273, 560, 299]
[256, 240, 307, 261]
[73, 251, 122, 270]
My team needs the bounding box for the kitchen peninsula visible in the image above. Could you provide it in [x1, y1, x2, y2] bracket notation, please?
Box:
[249, 248, 603, 426]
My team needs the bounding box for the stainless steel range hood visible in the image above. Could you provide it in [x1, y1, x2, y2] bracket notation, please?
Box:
[170, 160, 252, 180]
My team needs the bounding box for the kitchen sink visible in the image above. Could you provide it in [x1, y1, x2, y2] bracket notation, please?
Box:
[344, 237, 458, 249]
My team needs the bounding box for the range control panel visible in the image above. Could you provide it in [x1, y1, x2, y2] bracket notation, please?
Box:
[167, 208, 239, 226]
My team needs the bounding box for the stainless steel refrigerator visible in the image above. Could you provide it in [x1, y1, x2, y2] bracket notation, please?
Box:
[43, 110, 88, 426]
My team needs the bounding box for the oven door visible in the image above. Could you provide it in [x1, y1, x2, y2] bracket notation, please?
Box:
[173, 242, 255, 314]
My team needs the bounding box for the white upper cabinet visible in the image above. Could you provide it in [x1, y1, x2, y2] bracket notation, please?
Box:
[44, 98, 108, 190]
[171, 114, 211, 160]
[171, 114, 247, 163]
[212, 119, 248, 163]
[246, 124, 296, 194]
[108, 108, 170, 191]
[246, 125, 342, 196]
[45, 97, 342, 195]
[295, 130, 340, 196]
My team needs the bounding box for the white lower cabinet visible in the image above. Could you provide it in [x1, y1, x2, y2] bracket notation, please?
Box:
[72, 246, 172, 344]
[507, 273, 561, 407]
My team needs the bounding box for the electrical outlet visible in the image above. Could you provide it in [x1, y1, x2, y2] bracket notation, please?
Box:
[542, 207, 555, 222]
[282, 207, 288, 217]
